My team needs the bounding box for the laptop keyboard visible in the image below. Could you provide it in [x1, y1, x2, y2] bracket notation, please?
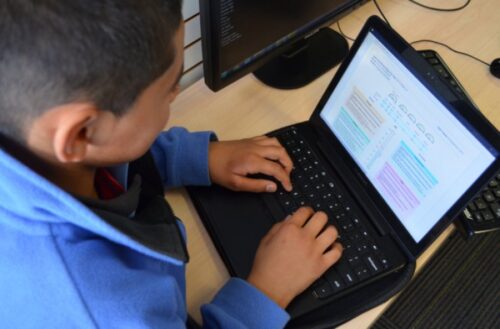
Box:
[271, 127, 391, 299]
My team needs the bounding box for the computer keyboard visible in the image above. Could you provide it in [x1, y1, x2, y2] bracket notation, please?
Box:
[270, 127, 392, 299]
[459, 173, 500, 235]
[418, 49, 478, 109]
[418, 49, 500, 237]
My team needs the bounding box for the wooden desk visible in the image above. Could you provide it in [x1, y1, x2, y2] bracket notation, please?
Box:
[165, 0, 500, 327]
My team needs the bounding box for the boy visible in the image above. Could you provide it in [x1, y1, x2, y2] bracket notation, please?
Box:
[0, 1, 342, 328]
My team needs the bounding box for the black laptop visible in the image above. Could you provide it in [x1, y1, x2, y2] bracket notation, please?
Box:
[188, 16, 500, 319]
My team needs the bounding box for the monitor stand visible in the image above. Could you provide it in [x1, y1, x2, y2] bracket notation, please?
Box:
[253, 28, 349, 89]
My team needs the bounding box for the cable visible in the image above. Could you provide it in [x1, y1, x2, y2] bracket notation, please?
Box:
[336, 21, 355, 42]
[338, 0, 391, 43]
[411, 39, 490, 66]
[409, 0, 471, 12]
[374, 0, 489, 67]
[373, 0, 391, 28]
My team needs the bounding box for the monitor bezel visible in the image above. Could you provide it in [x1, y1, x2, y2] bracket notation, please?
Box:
[309, 16, 500, 257]
[199, 0, 368, 91]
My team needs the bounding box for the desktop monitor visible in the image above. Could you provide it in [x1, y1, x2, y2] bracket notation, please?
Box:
[200, 0, 369, 91]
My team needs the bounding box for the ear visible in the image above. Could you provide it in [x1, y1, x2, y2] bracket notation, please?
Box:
[51, 103, 100, 163]
[27, 103, 108, 163]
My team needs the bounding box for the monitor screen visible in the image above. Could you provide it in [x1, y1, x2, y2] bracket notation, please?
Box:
[200, 0, 367, 91]
[319, 31, 496, 242]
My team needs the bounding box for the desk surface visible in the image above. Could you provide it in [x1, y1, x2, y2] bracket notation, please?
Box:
[165, 0, 500, 327]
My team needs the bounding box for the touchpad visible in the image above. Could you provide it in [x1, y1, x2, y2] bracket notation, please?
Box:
[187, 184, 276, 278]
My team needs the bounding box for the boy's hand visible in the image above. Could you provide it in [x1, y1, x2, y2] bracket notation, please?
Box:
[247, 207, 343, 309]
[208, 136, 293, 192]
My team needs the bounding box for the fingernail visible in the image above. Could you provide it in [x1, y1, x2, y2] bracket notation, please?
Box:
[266, 184, 276, 192]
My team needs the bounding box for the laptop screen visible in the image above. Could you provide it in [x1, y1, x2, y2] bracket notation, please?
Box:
[319, 31, 496, 242]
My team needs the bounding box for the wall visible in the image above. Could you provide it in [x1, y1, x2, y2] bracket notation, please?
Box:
[180, 0, 204, 90]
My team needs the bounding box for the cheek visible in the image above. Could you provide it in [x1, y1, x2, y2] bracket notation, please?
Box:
[151, 107, 170, 134]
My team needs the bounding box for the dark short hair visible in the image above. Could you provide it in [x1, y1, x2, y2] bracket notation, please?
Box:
[0, 0, 182, 142]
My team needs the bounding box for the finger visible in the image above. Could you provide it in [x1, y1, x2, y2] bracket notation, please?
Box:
[322, 242, 343, 268]
[248, 157, 293, 192]
[251, 136, 268, 141]
[288, 207, 314, 227]
[252, 137, 293, 169]
[231, 175, 279, 193]
[252, 136, 280, 145]
[262, 222, 283, 243]
[303, 211, 328, 237]
[316, 225, 339, 252]
[256, 145, 294, 175]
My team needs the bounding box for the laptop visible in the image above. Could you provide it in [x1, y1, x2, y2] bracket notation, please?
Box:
[187, 16, 500, 319]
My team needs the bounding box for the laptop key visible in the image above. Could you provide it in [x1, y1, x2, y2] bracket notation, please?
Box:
[324, 269, 346, 292]
[483, 191, 496, 203]
[473, 212, 483, 222]
[467, 202, 477, 212]
[363, 254, 382, 273]
[356, 242, 370, 254]
[481, 209, 495, 221]
[379, 255, 390, 269]
[312, 279, 334, 299]
[490, 203, 500, 218]
[354, 266, 370, 280]
[347, 254, 362, 268]
[340, 221, 355, 232]
[474, 198, 488, 210]
[335, 261, 359, 285]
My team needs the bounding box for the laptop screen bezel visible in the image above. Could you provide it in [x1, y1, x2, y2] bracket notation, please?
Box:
[308, 16, 499, 257]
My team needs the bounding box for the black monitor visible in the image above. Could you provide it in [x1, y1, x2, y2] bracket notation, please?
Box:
[200, 0, 369, 91]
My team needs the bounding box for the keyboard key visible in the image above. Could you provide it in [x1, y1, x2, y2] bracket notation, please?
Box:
[347, 254, 361, 266]
[363, 255, 382, 273]
[312, 279, 333, 299]
[483, 191, 496, 203]
[481, 210, 495, 221]
[474, 198, 488, 210]
[349, 232, 362, 241]
[341, 222, 354, 232]
[356, 242, 369, 254]
[434, 65, 450, 78]
[420, 51, 434, 58]
[324, 269, 345, 292]
[428, 58, 439, 65]
[379, 256, 390, 269]
[473, 212, 483, 222]
[490, 203, 500, 218]
[354, 266, 370, 280]
[342, 240, 353, 250]
[336, 261, 359, 285]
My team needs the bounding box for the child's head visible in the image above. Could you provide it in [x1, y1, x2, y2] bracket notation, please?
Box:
[0, 0, 184, 166]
